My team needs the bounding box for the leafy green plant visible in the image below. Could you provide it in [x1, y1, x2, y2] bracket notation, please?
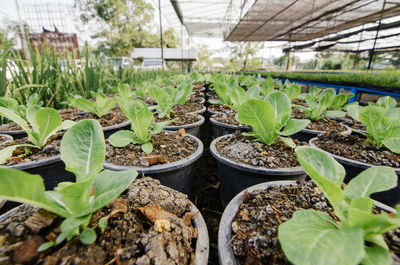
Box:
[0, 106, 75, 163]
[237, 91, 309, 147]
[69, 91, 117, 118]
[148, 80, 192, 118]
[0, 119, 137, 249]
[108, 99, 169, 153]
[279, 146, 400, 265]
[209, 77, 248, 112]
[278, 80, 301, 101]
[346, 96, 398, 122]
[295, 88, 352, 121]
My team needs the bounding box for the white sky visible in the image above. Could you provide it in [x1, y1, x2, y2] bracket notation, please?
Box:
[0, 0, 315, 62]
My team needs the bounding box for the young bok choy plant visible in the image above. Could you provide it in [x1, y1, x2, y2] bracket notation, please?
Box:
[148, 80, 193, 119]
[237, 91, 309, 147]
[0, 106, 75, 163]
[209, 76, 248, 112]
[279, 146, 400, 265]
[295, 87, 353, 121]
[69, 91, 117, 118]
[108, 99, 169, 154]
[0, 119, 137, 250]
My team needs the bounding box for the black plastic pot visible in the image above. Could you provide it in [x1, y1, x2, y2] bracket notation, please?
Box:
[0, 134, 13, 145]
[218, 180, 396, 265]
[310, 137, 400, 206]
[209, 116, 250, 138]
[0, 129, 26, 139]
[0, 192, 210, 265]
[291, 125, 352, 143]
[210, 135, 306, 208]
[164, 115, 205, 138]
[190, 106, 206, 115]
[103, 120, 131, 139]
[104, 134, 204, 195]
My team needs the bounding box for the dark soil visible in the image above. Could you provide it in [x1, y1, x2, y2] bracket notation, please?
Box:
[0, 108, 127, 133]
[172, 102, 204, 114]
[193, 82, 205, 92]
[215, 132, 306, 168]
[293, 110, 347, 132]
[106, 131, 198, 167]
[206, 91, 219, 101]
[230, 180, 400, 265]
[0, 134, 61, 166]
[0, 135, 10, 145]
[341, 116, 366, 131]
[208, 104, 235, 115]
[155, 112, 200, 126]
[0, 178, 198, 265]
[313, 133, 400, 167]
[211, 113, 249, 128]
[292, 99, 307, 107]
[191, 94, 205, 103]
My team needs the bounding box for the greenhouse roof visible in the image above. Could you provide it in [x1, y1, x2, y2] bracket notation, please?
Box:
[224, 0, 400, 42]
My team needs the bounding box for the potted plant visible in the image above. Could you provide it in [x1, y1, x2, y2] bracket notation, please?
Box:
[0, 119, 209, 264]
[0, 105, 75, 189]
[310, 103, 400, 206]
[210, 91, 310, 207]
[292, 87, 353, 142]
[219, 146, 400, 265]
[148, 82, 205, 138]
[104, 98, 203, 195]
[68, 91, 130, 138]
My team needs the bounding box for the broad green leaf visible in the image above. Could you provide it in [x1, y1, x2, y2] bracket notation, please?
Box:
[57, 177, 94, 214]
[359, 106, 389, 146]
[73, 98, 96, 114]
[238, 99, 277, 145]
[152, 121, 170, 135]
[283, 84, 301, 101]
[326, 110, 346, 118]
[25, 105, 41, 132]
[382, 125, 400, 153]
[295, 146, 346, 217]
[99, 217, 108, 234]
[61, 215, 91, 233]
[309, 86, 320, 99]
[78, 169, 137, 217]
[117, 83, 132, 99]
[0, 106, 30, 133]
[332, 94, 353, 110]
[230, 86, 247, 111]
[376, 96, 397, 112]
[96, 96, 116, 117]
[361, 246, 391, 265]
[141, 142, 153, 154]
[344, 166, 397, 200]
[0, 144, 35, 164]
[108, 130, 135, 147]
[246, 85, 260, 99]
[261, 76, 274, 96]
[80, 228, 97, 244]
[118, 99, 152, 143]
[38, 241, 55, 252]
[265, 91, 291, 129]
[348, 197, 373, 212]
[0, 97, 18, 110]
[34, 108, 62, 147]
[175, 81, 192, 105]
[346, 103, 361, 121]
[60, 119, 105, 182]
[0, 168, 69, 217]
[279, 137, 296, 148]
[148, 86, 173, 118]
[279, 210, 365, 265]
[280, 119, 310, 136]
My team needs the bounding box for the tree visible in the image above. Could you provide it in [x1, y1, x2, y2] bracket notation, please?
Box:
[75, 0, 179, 56]
[225, 42, 263, 70]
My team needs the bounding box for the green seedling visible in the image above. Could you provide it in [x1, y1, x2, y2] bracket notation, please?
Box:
[69, 91, 117, 118]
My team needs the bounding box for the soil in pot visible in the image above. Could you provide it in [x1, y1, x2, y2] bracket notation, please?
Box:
[215, 132, 305, 168]
[106, 130, 197, 167]
[0, 135, 11, 145]
[208, 104, 235, 115]
[211, 113, 249, 128]
[154, 112, 201, 127]
[172, 102, 204, 114]
[230, 180, 400, 265]
[0, 134, 61, 166]
[313, 133, 400, 168]
[0, 178, 200, 265]
[292, 109, 347, 133]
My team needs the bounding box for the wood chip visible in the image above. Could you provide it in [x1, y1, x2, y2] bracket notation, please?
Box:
[24, 210, 58, 234]
[140, 154, 165, 166]
[182, 211, 198, 227]
[239, 209, 250, 221]
[178, 128, 186, 137]
[243, 189, 252, 203]
[110, 198, 128, 217]
[137, 205, 177, 223]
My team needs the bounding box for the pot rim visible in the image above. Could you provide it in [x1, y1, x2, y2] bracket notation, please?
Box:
[104, 132, 204, 174]
[210, 134, 305, 175]
[209, 115, 250, 131]
[164, 114, 205, 130]
[189, 106, 206, 115]
[0, 133, 13, 145]
[218, 180, 396, 265]
[309, 137, 400, 172]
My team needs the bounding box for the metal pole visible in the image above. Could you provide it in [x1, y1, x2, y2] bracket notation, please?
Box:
[158, 0, 164, 71]
[181, 23, 183, 72]
[367, 0, 386, 70]
[15, 0, 30, 60]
